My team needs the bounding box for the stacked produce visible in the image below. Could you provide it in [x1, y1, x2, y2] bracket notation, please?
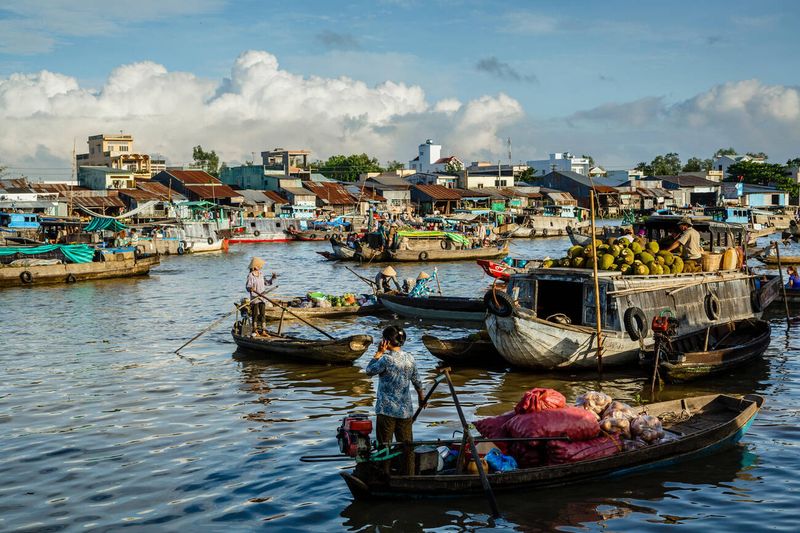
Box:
[473, 388, 672, 469]
[540, 235, 702, 275]
[287, 292, 371, 308]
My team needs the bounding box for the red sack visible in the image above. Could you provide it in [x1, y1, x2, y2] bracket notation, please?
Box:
[506, 441, 544, 468]
[473, 411, 514, 453]
[514, 388, 566, 414]
[546, 434, 623, 465]
[502, 407, 600, 442]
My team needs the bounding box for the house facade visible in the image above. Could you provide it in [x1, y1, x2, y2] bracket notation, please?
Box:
[408, 139, 462, 173]
[75, 133, 152, 179]
[527, 152, 591, 177]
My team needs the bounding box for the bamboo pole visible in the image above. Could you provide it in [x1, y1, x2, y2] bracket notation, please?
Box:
[774, 241, 791, 324]
[589, 190, 604, 374]
[251, 289, 337, 340]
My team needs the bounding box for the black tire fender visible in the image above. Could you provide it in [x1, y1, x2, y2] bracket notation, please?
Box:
[418, 251, 429, 261]
[177, 244, 185, 255]
[309, 233, 317, 239]
[623, 307, 648, 341]
[207, 237, 214, 245]
[542, 229, 548, 237]
[65, 273, 76, 283]
[20, 270, 33, 284]
[484, 289, 515, 317]
[440, 240, 448, 250]
[704, 293, 721, 321]
[253, 230, 261, 237]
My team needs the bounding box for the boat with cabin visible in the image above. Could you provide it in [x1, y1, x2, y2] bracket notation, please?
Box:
[485, 218, 780, 370]
[497, 205, 591, 238]
[703, 206, 779, 242]
[229, 217, 299, 244]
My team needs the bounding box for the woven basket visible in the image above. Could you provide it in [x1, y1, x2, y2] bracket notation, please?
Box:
[701, 252, 722, 272]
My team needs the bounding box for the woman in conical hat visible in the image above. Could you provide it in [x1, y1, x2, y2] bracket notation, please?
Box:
[416, 271, 430, 280]
[375, 265, 400, 293]
[246, 257, 275, 335]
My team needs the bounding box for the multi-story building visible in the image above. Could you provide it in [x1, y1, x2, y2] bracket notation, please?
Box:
[261, 148, 311, 178]
[408, 139, 462, 174]
[527, 152, 591, 177]
[75, 134, 152, 179]
[712, 154, 765, 179]
[77, 166, 136, 190]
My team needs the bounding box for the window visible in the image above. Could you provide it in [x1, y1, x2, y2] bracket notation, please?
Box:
[772, 194, 780, 205]
[477, 183, 483, 188]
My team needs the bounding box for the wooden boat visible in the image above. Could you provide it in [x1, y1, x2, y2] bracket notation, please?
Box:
[566, 225, 624, 247]
[379, 293, 486, 322]
[262, 301, 384, 321]
[498, 206, 591, 239]
[421, 331, 505, 366]
[389, 243, 509, 263]
[476, 259, 542, 281]
[330, 240, 358, 260]
[639, 319, 771, 382]
[288, 227, 339, 241]
[0, 251, 158, 288]
[756, 254, 800, 266]
[231, 328, 373, 364]
[341, 393, 764, 499]
[228, 217, 298, 244]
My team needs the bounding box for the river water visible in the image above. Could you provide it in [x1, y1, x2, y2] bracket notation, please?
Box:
[1, 236, 798, 532]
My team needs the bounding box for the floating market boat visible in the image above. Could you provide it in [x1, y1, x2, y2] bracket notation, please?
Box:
[566, 225, 625, 247]
[341, 393, 764, 499]
[228, 217, 298, 244]
[421, 331, 505, 366]
[389, 242, 509, 263]
[0, 244, 158, 288]
[486, 218, 780, 370]
[497, 205, 591, 238]
[231, 328, 372, 364]
[756, 253, 800, 266]
[379, 294, 486, 322]
[261, 300, 384, 321]
[476, 258, 542, 282]
[639, 319, 771, 383]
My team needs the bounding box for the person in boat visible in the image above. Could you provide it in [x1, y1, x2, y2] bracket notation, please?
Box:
[365, 325, 424, 476]
[387, 222, 400, 251]
[408, 271, 434, 298]
[476, 222, 487, 244]
[786, 266, 800, 289]
[129, 228, 139, 247]
[618, 226, 635, 244]
[665, 217, 703, 271]
[246, 257, 277, 335]
[375, 266, 401, 293]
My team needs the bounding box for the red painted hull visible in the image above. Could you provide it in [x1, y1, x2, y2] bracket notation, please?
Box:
[228, 238, 294, 244]
[476, 259, 510, 281]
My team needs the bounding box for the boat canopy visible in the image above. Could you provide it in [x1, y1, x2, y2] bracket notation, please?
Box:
[84, 217, 128, 232]
[0, 244, 95, 263]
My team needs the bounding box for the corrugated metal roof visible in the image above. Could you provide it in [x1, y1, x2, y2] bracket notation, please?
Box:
[263, 190, 289, 203]
[118, 189, 163, 201]
[184, 184, 241, 199]
[281, 187, 317, 196]
[72, 195, 126, 208]
[303, 182, 356, 205]
[164, 170, 222, 185]
[413, 184, 462, 200]
[592, 185, 618, 193]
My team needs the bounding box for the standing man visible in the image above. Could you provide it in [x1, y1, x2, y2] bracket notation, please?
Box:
[365, 326, 424, 475]
[374, 266, 401, 293]
[246, 257, 276, 335]
[666, 217, 703, 272]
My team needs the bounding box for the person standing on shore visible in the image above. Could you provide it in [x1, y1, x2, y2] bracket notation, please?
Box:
[365, 326, 424, 475]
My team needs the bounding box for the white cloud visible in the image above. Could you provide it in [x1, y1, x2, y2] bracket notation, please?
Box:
[0, 50, 524, 175]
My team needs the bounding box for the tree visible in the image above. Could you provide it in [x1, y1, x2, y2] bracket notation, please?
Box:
[682, 157, 713, 172]
[745, 151, 768, 160]
[192, 145, 220, 177]
[726, 160, 797, 199]
[385, 160, 405, 171]
[650, 153, 682, 175]
[714, 147, 737, 158]
[444, 159, 464, 175]
[517, 167, 534, 183]
[581, 154, 595, 167]
[635, 161, 652, 175]
[317, 153, 384, 181]
[787, 158, 800, 168]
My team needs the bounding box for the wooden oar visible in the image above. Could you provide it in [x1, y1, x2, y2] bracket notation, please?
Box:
[345, 265, 377, 290]
[174, 285, 278, 354]
[251, 288, 336, 340]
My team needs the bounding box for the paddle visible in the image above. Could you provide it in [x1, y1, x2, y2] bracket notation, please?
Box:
[174, 285, 278, 354]
[345, 265, 378, 291]
[251, 288, 336, 340]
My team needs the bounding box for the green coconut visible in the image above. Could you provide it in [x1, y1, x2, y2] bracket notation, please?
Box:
[572, 256, 586, 268]
[609, 244, 621, 258]
[542, 259, 554, 268]
[646, 241, 660, 254]
[599, 253, 615, 270]
[620, 249, 635, 265]
[648, 263, 663, 275]
[657, 250, 675, 265]
[672, 256, 684, 274]
[630, 241, 643, 254]
[619, 264, 632, 275]
[638, 251, 655, 264]
[567, 245, 584, 258]
[559, 257, 571, 267]
[655, 255, 665, 265]
[635, 264, 650, 275]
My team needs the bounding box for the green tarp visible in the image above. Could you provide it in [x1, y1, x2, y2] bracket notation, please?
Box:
[0, 244, 95, 264]
[84, 217, 127, 232]
[396, 230, 471, 246]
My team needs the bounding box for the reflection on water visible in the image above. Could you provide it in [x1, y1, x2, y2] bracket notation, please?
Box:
[0, 237, 798, 531]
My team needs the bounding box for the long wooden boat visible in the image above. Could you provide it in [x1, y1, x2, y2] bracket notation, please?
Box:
[639, 319, 771, 382]
[756, 254, 800, 266]
[476, 259, 541, 281]
[288, 227, 339, 241]
[566, 225, 624, 247]
[389, 244, 509, 263]
[341, 393, 763, 499]
[0, 254, 158, 288]
[379, 293, 486, 322]
[421, 332, 505, 366]
[330, 241, 358, 260]
[262, 301, 384, 321]
[231, 329, 373, 364]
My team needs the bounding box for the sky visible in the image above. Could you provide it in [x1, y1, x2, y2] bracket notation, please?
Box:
[0, 0, 799, 180]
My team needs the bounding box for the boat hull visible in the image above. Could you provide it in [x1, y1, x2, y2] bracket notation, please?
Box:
[232, 330, 372, 364]
[0, 255, 158, 288]
[380, 294, 486, 322]
[421, 333, 505, 366]
[262, 303, 384, 321]
[342, 394, 763, 499]
[389, 245, 508, 263]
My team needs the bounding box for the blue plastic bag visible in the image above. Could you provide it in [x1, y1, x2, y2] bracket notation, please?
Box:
[484, 447, 517, 472]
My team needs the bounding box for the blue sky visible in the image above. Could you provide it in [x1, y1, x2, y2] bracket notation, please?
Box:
[1, 0, 799, 178]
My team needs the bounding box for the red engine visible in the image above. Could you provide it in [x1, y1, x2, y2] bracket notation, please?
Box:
[337, 414, 373, 458]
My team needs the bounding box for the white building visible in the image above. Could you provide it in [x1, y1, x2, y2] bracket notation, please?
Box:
[712, 154, 765, 179]
[408, 139, 462, 174]
[527, 152, 591, 177]
[607, 169, 645, 183]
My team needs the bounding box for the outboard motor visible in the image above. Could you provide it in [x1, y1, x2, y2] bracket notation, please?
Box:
[337, 414, 373, 459]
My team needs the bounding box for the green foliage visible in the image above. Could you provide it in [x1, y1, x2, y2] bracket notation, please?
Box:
[682, 157, 713, 172]
[746, 151, 768, 160]
[581, 154, 595, 166]
[385, 160, 405, 171]
[651, 153, 682, 175]
[317, 153, 384, 182]
[714, 147, 737, 158]
[518, 167, 534, 182]
[192, 145, 220, 177]
[786, 158, 800, 168]
[725, 160, 798, 199]
[444, 159, 464, 174]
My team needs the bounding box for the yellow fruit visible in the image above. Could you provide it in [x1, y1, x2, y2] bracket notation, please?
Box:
[672, 256, 684, 274]
[639, 251, 655, 264]
[610, 244, 621, 258]
[646, 241, 659, 254]
[657, 250, 674, 265]
[572, 256, 586, 268]
[568, 245, 584, 258]
[600, 254, 615, 270]
[656, 255, 665, 265]
[542, 259, 554, 268]
[636, 264, 649, 275]
[630, 242, 643, 254]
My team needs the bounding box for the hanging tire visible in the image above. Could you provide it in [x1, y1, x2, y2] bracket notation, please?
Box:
[177, 244, 185, 255]
[65, 273, 76, 283]
[751, 290, 762, 313]
[207, 237, 214, 245]
[418, 251, 429, 261]
[704, 293, 721, 321]
[308, 233, 317, 239]
[440, 240, 448, 249]
[253, 230, 261, 237]
[20, 271, 33, 284]
[623, 307, 648, 341]
[542, 229, 548, 237]
[484, 289, 515, 317]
